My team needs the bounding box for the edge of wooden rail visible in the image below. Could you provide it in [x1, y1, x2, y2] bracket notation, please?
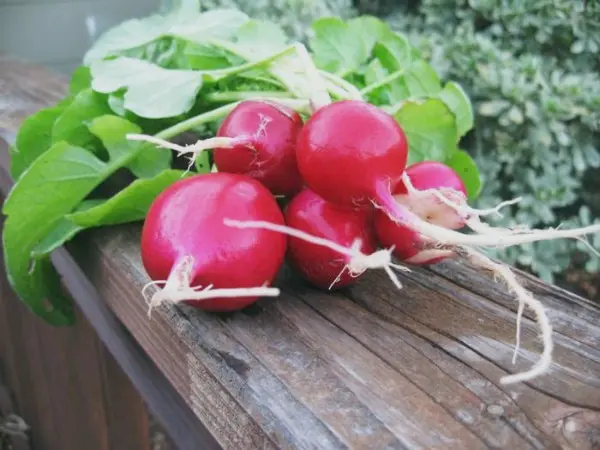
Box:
[0, 136, 220, 450]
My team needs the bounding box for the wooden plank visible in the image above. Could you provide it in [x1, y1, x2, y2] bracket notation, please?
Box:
[1, 54, 600, 449]
[0, 207, 152, 450]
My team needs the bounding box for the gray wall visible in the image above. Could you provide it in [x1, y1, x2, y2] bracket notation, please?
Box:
[0, 0, 161, 75]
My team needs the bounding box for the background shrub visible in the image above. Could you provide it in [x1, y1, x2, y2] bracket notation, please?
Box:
[379, 0, 600, 284]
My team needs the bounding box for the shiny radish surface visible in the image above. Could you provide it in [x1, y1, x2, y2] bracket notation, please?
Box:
[296, 100, 409, 209]
[375, 161, 468, 265]
[214, 100, 304, 197]
[285, 188, 377, 289]
[141, 172, 287, 312]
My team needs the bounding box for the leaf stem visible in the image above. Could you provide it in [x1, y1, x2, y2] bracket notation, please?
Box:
[155, 103, 238, 140]
[209, 45, 297, 81]
[204, 92, 310, 111]
[319, 70, 363, 100]
[361, 68, 406, 96]
[207, 38, 356, 102]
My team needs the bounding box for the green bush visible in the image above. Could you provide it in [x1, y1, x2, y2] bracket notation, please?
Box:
[384, 0, 600, 282]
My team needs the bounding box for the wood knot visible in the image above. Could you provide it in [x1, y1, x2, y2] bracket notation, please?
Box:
[485, 404, 505, 417]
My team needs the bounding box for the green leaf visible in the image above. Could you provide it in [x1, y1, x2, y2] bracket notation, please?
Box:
[2, 142, 108, 325]
[87, 115, 172, 178]
[402, 60, 442, 98]
[83, 14, 169, 63]
[68, 169, 186, 227]
[395, 99, 457, 164]
[10, 102, 69, 180]
[170, 9, 249, 43]
[234, 19, 287, 58]
[478, 100, 509, 117]
[2, 115, 153, 325]
[347, 16, 389, 61]
[31, 170, 187, 260]
[309, 17, 366, 75]
[69, 66, 92, 95]
[51, 89, 112, 148]
[438, 81, 474, 138]
[184, 43, 233, 70]
[83, 6, 249, 64]
[446, 149, 482, 200]
[108, 93, 126, 116]
[90, 57, 203, 118]
[30, 199, 104, 258]
[194, 149, 211, 174]
[373, 31, 414, 72]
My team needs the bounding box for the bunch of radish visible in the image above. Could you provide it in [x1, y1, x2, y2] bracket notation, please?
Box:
[134, 94, 600, 386]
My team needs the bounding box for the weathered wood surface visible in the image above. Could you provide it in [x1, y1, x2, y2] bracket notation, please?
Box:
[1, 55, 600, 450]
[0, 226, 151, 450]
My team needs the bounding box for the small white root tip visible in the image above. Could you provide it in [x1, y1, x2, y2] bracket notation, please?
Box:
[467, 250, 554, 385]
[126, 133, 237, 175]
[396, 172, 600, 248]
[224, 219, 411, 290]
[140, 255, 280, 319]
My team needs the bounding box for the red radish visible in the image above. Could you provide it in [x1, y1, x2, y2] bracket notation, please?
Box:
[295, 99, 599, 248]
[374, 161, 467, 265]
[295, 99, 600, 385]
[284, 188, 377, 289]
[213, 101, 304, 196]
[141, 172, 286, 312]
[296, 100, 408, 209]
[128, 100, 304, 197]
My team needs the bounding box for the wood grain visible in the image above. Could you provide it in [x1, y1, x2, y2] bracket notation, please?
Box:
[1, 54, 600, 450]
[0, 206, 151, 450]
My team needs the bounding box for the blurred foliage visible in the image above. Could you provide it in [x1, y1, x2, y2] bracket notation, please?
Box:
[383, 0, 600, 282]
[199, 0, 355, 39]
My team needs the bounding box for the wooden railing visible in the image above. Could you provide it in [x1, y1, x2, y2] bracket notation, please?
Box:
[1, 54, 599, 450]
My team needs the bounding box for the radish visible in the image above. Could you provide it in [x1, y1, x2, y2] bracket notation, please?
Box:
[292, 98, 600, 385]
[141, 172, 286, 313]
[374, 161, 468, 265]
[213, 100, 304, 197]
[128, 100, 305, 196]
[296, 100, 408, 209]
[283, 188, 378, 289]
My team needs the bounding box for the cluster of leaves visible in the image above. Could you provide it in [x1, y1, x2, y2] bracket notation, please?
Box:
[385, 0, 600, 282]
[4, 0, 478, 325]
[196, 0, 356, 40]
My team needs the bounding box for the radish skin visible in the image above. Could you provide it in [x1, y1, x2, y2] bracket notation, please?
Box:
[294, 99, 600, 385]
[129, 101, 305, 196]
[283, 188, 378, 289]
[296, 100, 408, 209]
[141, 172, 287, 313]
[224, 218, 410, 291]
[375, 161, 468, 265]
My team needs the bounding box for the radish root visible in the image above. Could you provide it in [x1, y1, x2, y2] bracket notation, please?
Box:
[223, 218, 410, 289]
[127, 133, 245, 174]
[378, 178, 600, 248]
[465, 249, 554, 385]
[141, 256, 280, 318]
[387, 171, 591, 384]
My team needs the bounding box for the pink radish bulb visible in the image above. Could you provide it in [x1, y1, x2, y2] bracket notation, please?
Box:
[213, 100, 304, 197]
[141, 173, 287, 312]
[284, 188, 377, 289]
[296, 100, 408, 209]
[375, 161, 468, 265]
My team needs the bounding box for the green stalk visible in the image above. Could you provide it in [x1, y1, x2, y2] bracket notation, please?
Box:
[208, 38, 356, 103]
[205, 91, 291, 102]
[360, 68, 406, 96]
[209, 45, 296, 81]
[155, 103, 239, 140]
[319, 70, 363, 100]
[204, 93, 311, 112]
